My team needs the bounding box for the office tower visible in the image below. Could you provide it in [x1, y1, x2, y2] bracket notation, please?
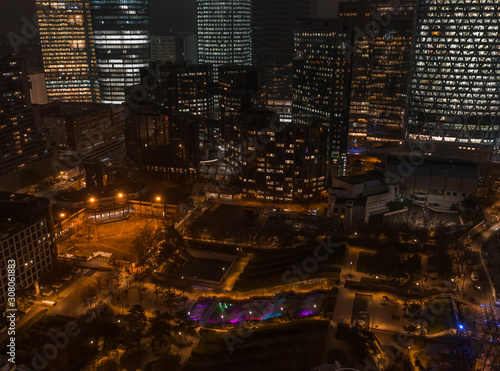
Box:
[35, 0, 99, 102]
[219, 66, 267, 121]
[252, 0, 315, 103]
[340, 0, 415, 150]
[151, 35, 183, 64]
[90, 0, 150, 104]
[178, 33, 199, 65]
[407, 0, 500, 161]
[0, 192, 56, 307]
[227, 109, 327, 202]
[197, 0, 251, 80]
[292, 20, 352, 174]
[0, 57, 52, 191]
[151, 34, 198, 65]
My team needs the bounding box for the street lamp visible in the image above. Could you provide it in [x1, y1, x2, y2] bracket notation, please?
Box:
[153, 195, 164, 228]
[59, 212, 66, 236]
[350, 261, 353, 275]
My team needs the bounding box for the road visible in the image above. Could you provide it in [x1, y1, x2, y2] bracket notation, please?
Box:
[35, 178, 80, 200]
[464, 201, 500, 321]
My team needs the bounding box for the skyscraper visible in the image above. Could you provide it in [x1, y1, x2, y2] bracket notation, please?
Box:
[252, 0, 315, 101]
[196, 0, 252, 80]
[0, 57, 52, 190]
[36, 0, 100, 102]
[407, 0, 500, 160]
[90, 0, 150, 104]
[292, 20, 352, 174]
[341, 0, 415, 151]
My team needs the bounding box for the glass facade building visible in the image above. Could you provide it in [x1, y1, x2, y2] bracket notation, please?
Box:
[292, 20, 352, 169]
[197, 0, 252, 80]
[407, 0, 500, 158]
[36, 0, 100, 102]
[341, 0, 415, 151]
[90, 0, 150, 104]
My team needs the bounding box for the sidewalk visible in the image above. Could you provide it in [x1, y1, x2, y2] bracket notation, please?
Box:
[0, 305, 46, 343]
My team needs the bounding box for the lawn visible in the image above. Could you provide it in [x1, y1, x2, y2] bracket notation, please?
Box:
[425, 298, 455, 335]
[184, 320, 329, 371]
[356, 251, 376, 275]
[233, 244, 345, 291]
[181, 257, 231, 282]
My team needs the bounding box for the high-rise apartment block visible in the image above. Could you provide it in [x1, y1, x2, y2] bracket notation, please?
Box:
[227, 109, 327, 202]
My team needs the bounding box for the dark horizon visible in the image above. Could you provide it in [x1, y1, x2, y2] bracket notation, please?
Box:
[0, 0, 341, 48]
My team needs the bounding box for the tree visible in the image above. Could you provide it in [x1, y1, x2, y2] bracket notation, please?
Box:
[131, 224, 156, 264]
[123, 304, 147, 349]
[401, 255, 422, 284]
[17, 288, 35, 311]
[80, 283, 99, 308]
[148, 310, 173, 348]
[159, 288, 188, 314]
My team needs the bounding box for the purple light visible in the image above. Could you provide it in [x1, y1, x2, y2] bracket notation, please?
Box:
[297, 309, 315, 317]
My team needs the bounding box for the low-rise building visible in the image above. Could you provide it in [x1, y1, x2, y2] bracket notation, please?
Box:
[328, 171, 397, 231]
[385, 155, 478, 210]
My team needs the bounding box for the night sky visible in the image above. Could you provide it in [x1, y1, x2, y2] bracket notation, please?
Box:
[0, 0, 340, 58]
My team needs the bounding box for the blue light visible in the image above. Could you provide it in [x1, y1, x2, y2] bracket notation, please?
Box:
[458, 324, 464, 330]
